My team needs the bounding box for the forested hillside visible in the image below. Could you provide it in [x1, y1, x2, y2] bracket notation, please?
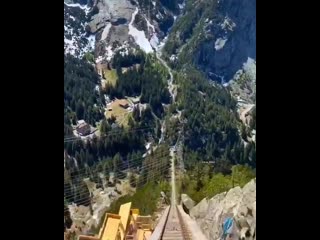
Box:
[105, 51, 171, 117]
[64, 50, 171, 173]
[164, 0, 256, 83]
[162, 0, 256, 173]
[64, 55, 104, 136]
[64, 0, 256, 236]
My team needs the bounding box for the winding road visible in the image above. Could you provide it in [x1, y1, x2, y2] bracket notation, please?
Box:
[156, 52, 175, 101]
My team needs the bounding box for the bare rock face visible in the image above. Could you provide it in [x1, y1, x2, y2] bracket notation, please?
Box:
[229, 58, 256, 104]
[67, 178, 119, 234]
[87, 13, 110, 33]
[189, 197, 209, 219]
[195, 0, 256, 83]
[181, 194, 196, 212]
[190, 179, 256, 240]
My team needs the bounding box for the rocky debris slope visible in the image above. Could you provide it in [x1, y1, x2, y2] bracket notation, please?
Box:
[87, 0, 135, 35]
[81, 0, 184, 59]
[189, 179, 256, 240]
[228, 58, 256, 136]
[228, 58, 256, 105]
[65, 176, 134, 235]
[64, 0, 186, 61]
[229, 59, 256, 144]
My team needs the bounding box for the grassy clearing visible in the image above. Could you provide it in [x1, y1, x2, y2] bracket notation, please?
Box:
[105, 99, 132, 127]
[103, 69, 118, 89]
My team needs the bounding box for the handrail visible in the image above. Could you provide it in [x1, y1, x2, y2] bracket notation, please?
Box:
[176, 205, 192, 240]
[149, 205, 171, 240]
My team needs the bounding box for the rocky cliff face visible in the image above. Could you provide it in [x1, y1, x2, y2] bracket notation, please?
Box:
[196, 0, 256, 83]
[190, 179, 256, 240]
[166, 0, 255, 85]
[64, 0, 185, 60]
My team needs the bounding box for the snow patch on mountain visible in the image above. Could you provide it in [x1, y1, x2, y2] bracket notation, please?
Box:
[64, 3, 95, 58]
[215, 37, 227, 50]
[64, 2, 91, 15]
[105, 46, 114, 61]
[129, 8, 153, 53]
[150, 34, 160, 49]
[243, 57, 256, 82]
[221, 16, 236, 31]
[101, 23, 112, 41]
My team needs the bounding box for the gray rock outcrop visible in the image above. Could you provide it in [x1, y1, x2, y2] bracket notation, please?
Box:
[181, 194, 196, 212]
[190, 179, 256, 240]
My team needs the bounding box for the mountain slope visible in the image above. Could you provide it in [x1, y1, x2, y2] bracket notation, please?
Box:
[164, 0, 256, 84]
[64, 0, 185, 61]
[64, 0, 256, 237]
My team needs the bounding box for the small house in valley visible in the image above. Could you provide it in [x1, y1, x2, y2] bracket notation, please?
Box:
[119, 99, 129, 109]
[76, 120, 91, 136]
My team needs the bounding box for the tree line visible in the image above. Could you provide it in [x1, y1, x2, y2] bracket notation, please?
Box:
[181, 164, 255, 203]
[104, 51, 171, 118]
[166, 67, 256, 174]
[64, 54, 104, 129]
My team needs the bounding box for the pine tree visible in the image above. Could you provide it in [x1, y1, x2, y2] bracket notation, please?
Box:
[241, 124, 247, 141]
[128, 116, 135, 129]
[129, 173, 137, 188]
[113, 153, 122, 177]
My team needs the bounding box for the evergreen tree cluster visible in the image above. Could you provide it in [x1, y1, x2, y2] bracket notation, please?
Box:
[136, 0, 178, 33]
[64, 125, 150, 171]
[163, 0, 218, 61]
[105, 51, 171, 118]
[138, 144, 170, 187]
[167, 67, 256, 173]
[64, 55, 104, 128]
[181, 164, 255, 203]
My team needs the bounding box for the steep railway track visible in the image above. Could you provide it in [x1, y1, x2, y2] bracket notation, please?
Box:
[159, 148, 191, 240]
[161, 205, 191, 240]
[152, 44, 192, 240]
